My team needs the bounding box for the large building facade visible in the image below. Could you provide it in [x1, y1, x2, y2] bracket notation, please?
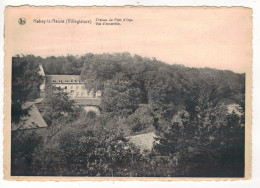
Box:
[45, 75, 101, 99]
[39, 65, 101, 114]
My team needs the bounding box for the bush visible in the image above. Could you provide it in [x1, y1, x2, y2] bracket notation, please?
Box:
[11, 130, 43, 176]
[29, 124, 146, 176]
[126, 105, 155, 133]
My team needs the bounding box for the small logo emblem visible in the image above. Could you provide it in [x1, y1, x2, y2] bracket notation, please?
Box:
[18, 17, 26, 25]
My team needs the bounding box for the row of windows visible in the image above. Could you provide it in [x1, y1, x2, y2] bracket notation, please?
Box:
[52, 79, 86, 83]
[63, 85, 85, 89]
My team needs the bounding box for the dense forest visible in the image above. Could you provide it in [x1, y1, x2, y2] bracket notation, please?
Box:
[11, 53, 245, 177]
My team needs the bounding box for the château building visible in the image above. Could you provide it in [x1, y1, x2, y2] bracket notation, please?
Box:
[39, 65, 101, 114]
[45, 75, 101, 99]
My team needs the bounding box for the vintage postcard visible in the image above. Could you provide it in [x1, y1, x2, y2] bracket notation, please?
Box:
[4, 6, 252, 181]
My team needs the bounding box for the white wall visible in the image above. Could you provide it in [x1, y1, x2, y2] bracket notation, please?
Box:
[83, 106, 100, 115]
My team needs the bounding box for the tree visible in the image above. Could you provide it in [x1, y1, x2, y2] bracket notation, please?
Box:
[144, 70, 186, 119]
[154, 83, 245, 177]
[39, 84, 81, 126]
[11, 130, 43, 176]
[101, 74, 142, 116]
[12, 56, 43, 124]
[126, 105, 155, 133]
[10, 53, 247, 177]
[29, 124, 144, 176]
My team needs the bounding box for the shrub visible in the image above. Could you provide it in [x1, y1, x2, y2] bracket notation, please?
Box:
[126, 106, 154, 133]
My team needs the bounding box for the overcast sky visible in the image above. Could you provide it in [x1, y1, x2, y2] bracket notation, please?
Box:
[5, 7, 252, 73]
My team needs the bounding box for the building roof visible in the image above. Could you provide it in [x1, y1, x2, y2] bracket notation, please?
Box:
[46, 75, 85, 84]
[72, 98, 101, 106]
[12, 102, 48, 131]
[127, 132, 156, 152]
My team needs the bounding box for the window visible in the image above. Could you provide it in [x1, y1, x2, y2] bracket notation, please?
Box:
[76, 92, 79, 96]
[53, 80, 56, 83]
[76, 86, 79, 89]
[75, 80, 77, 82]
[81, 92, 84, 96]
[81, 86, 84, 89]
[71, 79, 73, 82]
[71, 86, 73, 89]
[64, 86, 67, 89]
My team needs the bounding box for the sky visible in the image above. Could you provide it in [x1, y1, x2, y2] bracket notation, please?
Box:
[5, 7, 252, 73]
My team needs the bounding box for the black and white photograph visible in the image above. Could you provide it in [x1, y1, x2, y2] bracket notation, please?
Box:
[4, 6, 252, 180]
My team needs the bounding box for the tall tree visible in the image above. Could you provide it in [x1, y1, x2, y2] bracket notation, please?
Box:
[101, 74, 142, 116]
[12, 56, 43, 124]
[39, 84, 81, 126]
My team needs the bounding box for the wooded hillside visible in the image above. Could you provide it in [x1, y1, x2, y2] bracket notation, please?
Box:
[11, 53, 245, 177]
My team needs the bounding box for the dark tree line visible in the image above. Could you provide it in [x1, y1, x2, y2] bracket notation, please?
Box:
[11, 53, 245, 177]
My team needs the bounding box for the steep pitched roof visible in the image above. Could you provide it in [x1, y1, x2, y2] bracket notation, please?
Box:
[127, 132, 156, 152]
[12, 102, 48, 131]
